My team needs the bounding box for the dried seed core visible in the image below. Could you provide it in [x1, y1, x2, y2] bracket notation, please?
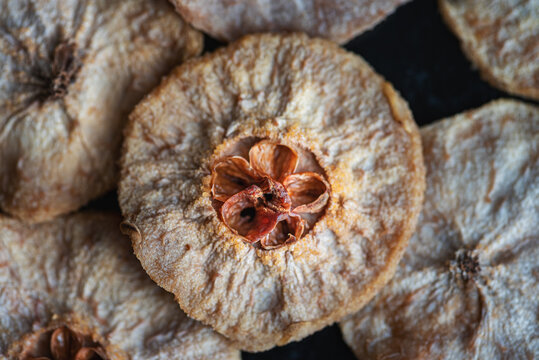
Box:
[211, 139, 330, 249]
[21, 326, 107, 360]
[450, 249, 481, 282]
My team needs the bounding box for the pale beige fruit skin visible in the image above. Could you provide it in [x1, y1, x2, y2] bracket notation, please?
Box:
[119, 33, 425, 351]
[0, 212, 240, 360]
[340, 99, 539, 360]
[0, 0, 203, 223]
[171, 0, 410, 44]
[439, 0, 539, 100]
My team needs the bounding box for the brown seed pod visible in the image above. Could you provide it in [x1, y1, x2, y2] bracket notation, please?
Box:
[171, 0, 411, 44]
[0, 0, 203, 222]
[0, 212, 240, 360]
[119, 33, 425, 351]
[340, 99, 539, 359]
[439, 0, 539, 100]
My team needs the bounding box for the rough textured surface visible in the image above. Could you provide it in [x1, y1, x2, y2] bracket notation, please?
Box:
[0, 0, 203, 222]
[341, 99, 539, 360]
[439, 0, 539, 100]
[171, 0, 410, 44]
[0, 212, 240, 360]
[119, 33, 425, 351]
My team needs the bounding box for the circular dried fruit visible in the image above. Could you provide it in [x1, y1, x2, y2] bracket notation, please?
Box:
[0, 0, 203, 222]
[0, 212, 240, 360]
[439, 0, 539, 100]
[119, 33, 425, 351]
[171, 0, 411, 44]
[340, 99, 539, 359]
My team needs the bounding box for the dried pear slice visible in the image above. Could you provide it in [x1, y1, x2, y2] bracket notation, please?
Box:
[340, 99, 539, 359]
[119, 33, 425, 351]
[0, 0, 203, 222]
[171, 0, 410, 44]
[439, 0, 539, 100]
[0, 212, 240, 360]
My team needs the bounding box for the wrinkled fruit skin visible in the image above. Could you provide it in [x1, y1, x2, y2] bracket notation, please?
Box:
[340, 99, 539, 360]
[0, 212, 239, 360]
[172, 0, 410, 44]
[119, 33, 425, 351]
[439, 0, 539, 100]
[0, 0, 203, 222]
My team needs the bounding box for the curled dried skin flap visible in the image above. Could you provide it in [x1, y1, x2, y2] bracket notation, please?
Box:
[212, 156, 261, 201]
[249, 140, 298, 181]
[221, 185, 280, 242]
[261, 213, 305, 249]
[283, 172, 330, 213]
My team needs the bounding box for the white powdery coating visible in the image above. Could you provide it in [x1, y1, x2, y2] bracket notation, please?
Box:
[440, 0, 539, 100]
[341, 99, 539, 360]
[0, 212, 239, 360]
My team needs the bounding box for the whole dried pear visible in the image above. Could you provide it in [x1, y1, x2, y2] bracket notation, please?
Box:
[340, 99, 539, 359]
[439, 0, 539, 100]
[0, 0, 203, 222]
[119, 33, 425, 351]
[0, 212, 240, 360]
[171, 0, 410, 44]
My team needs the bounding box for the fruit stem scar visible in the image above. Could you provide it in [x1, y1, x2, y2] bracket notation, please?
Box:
[49, 41, 81, 100]
[450, 249, 481, 282]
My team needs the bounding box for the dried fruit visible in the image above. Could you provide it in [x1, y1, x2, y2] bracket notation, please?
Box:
[0, 213, 239, 360]
[439, 0, 539, 100]
[340, 99, 539, 359]
[171, 0, 410, 43]
[0, 0, 203, 222]
[119, 33, 425, 351]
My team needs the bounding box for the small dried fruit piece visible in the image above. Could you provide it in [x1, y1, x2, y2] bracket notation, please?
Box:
[439, 0, 539, 100]
[171, 0, 411, 44]
[0, 213, 239, 360]
[119, 33, 425, 351]
[0, 0, 203, 222]
[340, 99, 539, 359]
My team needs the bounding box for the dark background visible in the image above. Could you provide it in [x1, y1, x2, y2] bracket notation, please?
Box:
[89, 0, 528, 358]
